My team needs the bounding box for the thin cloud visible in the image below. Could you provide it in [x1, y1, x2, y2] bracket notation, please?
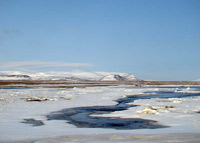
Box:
[0, 29, 20, 40]
[0, 61, 92, 69]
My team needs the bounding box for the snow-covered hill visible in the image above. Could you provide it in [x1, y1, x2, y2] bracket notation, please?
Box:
[0, 75, 31, 80]
[100, 74, 138, 81]
[0, 71, 139, 81]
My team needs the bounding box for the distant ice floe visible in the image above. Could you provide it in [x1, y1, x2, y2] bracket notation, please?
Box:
[174, 87, 200, 94]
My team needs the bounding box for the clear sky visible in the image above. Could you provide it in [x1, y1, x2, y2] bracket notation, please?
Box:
[0, 0, 200, 80]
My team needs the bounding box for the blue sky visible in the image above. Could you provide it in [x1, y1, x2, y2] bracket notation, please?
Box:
[0, 0, 200, 80]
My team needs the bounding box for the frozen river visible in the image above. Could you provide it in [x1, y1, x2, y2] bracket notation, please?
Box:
[1, 85, 200, 142]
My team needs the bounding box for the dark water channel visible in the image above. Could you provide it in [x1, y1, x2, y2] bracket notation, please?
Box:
[45, 86, 200, 130]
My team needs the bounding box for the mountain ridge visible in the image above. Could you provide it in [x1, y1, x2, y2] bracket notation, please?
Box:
[0, 71, 139, 81]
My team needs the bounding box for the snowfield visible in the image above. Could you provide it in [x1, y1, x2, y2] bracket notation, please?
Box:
[0, 85, 200, 142]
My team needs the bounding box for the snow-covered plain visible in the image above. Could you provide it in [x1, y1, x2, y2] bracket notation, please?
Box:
[0, 85, 200, 142]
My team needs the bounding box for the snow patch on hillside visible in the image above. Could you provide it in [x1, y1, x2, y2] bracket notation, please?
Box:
[100, 74, 138, 81]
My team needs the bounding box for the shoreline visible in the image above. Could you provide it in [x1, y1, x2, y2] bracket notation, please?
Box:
[0, 80, 200, 89]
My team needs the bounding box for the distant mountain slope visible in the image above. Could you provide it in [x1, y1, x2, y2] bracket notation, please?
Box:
[100, 74, 138, 81]
[0, 71, 139, 81]
[0, 75, 31, 80]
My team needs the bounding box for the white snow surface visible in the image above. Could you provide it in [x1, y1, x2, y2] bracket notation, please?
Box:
[0, 85, 200, 142]
[0, 71, 138, 81]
